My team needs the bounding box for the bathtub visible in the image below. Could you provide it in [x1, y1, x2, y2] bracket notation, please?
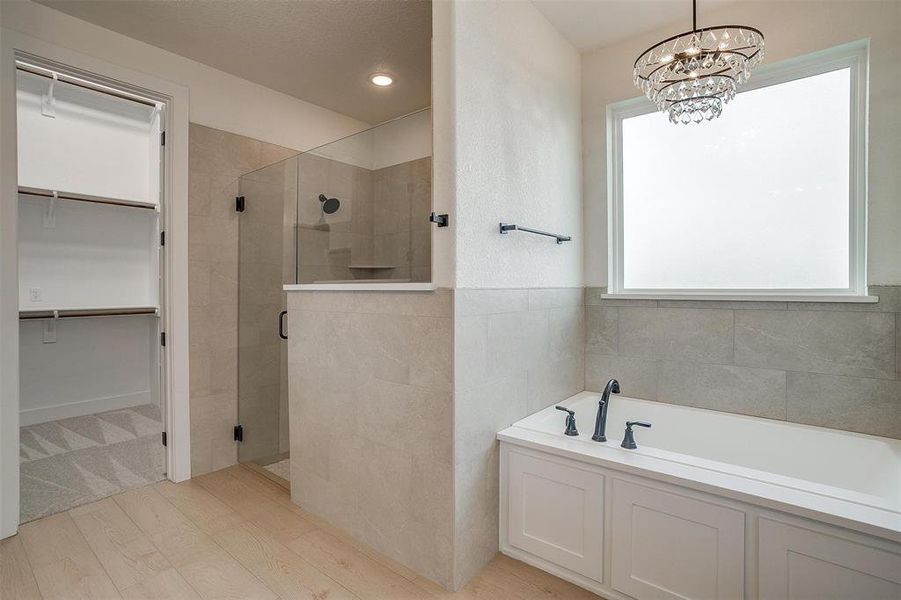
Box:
[497, 392, 901, 600]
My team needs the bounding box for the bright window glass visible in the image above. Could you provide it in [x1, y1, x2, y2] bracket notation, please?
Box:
[620, 67, 852, 290]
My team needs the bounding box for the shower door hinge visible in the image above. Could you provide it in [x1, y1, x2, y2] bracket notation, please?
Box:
[235, 196, 245, 212]
[160, 230, 165, 246]
[160, 131, 166, 146]
[160, 331, 166, 347]
[161, 431, 167, 447]
[234, 425, 244, 442]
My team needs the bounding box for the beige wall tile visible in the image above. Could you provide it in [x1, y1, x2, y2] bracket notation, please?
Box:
[585, 305, 617, 354]
[735, 310, 895, 379]
[585, 353, 658, 399]
[787, 372, 901, 438]
[528, 287, 583, 311]
[286, 289, 453, 588]
[619, 307, 734, 363]
[455, 288, 529, 316]
[455, 376, 527, 465]
[450, 288, 583, 588]
[657, 361, 787, 419]
[526, 354, 584, 414]
[188, 123, 296, 475]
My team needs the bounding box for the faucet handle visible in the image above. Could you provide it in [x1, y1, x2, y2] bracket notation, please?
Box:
[621, 421, 651, 449]
[555, 406, 579, 437]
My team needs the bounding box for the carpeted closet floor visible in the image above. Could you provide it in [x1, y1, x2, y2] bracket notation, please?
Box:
[18, 404, 165, 523]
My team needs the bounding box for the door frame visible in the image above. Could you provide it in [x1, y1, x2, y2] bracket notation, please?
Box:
[0, 29, 191, 538]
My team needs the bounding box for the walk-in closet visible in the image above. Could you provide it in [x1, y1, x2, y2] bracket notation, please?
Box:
[15, 60, 166, 522]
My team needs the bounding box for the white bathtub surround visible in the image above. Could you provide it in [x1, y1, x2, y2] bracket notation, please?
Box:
[499, 392, 901, 598]
[585, 286, 901, 439]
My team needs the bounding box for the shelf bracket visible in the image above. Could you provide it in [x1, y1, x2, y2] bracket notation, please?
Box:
[42, 311, 58, 344]
[43, 191, 57, 229]
[41, 72, 57, 118]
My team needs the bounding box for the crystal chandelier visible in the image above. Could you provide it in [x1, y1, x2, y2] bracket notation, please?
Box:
[633, 0, 765, 124]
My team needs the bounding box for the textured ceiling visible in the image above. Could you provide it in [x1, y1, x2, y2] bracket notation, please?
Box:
[35, 0, 432, 124]
[532, 0, 736, 51]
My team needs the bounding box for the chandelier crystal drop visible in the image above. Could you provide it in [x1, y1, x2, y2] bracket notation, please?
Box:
[633, 0, 765, 124]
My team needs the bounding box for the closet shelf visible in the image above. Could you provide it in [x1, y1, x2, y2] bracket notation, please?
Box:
[18, 186, 158, 211]
[19, 306, 159, 320]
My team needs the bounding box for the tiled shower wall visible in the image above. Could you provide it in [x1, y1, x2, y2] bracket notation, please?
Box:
[372, 157, 432, 282]
[296, 152, 371, 283]
[584, 286, 901, 439]
[188, 124, 295, 475]
[296, 153, 432, 283]
[452, 287, 584, 588]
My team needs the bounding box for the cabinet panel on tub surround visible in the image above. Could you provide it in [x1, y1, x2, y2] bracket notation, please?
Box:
[610, 479, 745, 600]
[758, 517, 901, 600]
[507, 449, 604, 583]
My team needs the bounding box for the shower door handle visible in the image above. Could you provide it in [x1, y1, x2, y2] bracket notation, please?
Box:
[278, 310, 288, 340]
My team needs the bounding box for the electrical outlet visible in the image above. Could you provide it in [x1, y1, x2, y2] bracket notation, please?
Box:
[29, 287, 42, 302]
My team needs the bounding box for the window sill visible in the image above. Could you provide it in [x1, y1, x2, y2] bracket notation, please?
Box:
[602, 293, 879, 303]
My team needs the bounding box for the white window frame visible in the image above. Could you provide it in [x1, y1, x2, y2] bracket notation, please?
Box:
[607, 40, 870, 302]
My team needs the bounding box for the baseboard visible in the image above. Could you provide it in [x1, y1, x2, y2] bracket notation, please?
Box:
[20, 390, 152, 426]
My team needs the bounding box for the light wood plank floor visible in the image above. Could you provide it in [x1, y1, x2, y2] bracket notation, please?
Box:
[2, 464, 602, 600]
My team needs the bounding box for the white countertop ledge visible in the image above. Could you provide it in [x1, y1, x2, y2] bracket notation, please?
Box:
[602, 293, 879, 303]
[284, 283, 437, 292]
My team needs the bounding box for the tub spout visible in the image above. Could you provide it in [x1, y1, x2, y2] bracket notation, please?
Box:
[591, 378, 620, 442]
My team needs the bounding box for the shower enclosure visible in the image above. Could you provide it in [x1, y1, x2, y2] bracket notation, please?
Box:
[235, 109, 432, 479]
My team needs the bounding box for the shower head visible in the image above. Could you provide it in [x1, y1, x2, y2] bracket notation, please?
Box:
[318, 193, 340, 214]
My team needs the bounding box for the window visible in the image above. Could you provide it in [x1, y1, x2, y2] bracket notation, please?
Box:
[608, 42, 868, 298]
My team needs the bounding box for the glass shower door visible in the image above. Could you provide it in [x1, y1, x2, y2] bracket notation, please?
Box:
[236, 155, 298, 479]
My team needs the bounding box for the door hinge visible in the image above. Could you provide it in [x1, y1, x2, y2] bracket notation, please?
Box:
[161, 431, 167, 447]
[234, 425, 244, 442]
[160, 331, 166, 347]
[235, 196, 245, 212]
[160, 131, 166, 146]
[160, 230, 166, 246]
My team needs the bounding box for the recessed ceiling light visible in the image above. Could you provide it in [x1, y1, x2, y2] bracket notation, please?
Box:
[369, 73, 393, 87]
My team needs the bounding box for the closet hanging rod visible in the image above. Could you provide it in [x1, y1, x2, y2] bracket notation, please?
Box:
[19, 307, 159, 320]
[16, 63, 159, 108]
[18, 186, 158, 211]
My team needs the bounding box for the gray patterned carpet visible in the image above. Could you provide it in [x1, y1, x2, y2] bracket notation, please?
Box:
[19, 404, 165, 523]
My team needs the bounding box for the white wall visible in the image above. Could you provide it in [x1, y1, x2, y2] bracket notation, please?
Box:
[19, 316, 156, 425]
[582, 0, 901, 287]
[371, 109, 432, 170]
[16, 70, 160, 203]
[0, 0, 369, 151]
[18, 198, 158, 309]
[451, 1, 582, 289]
[309, 108, 432, 170]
